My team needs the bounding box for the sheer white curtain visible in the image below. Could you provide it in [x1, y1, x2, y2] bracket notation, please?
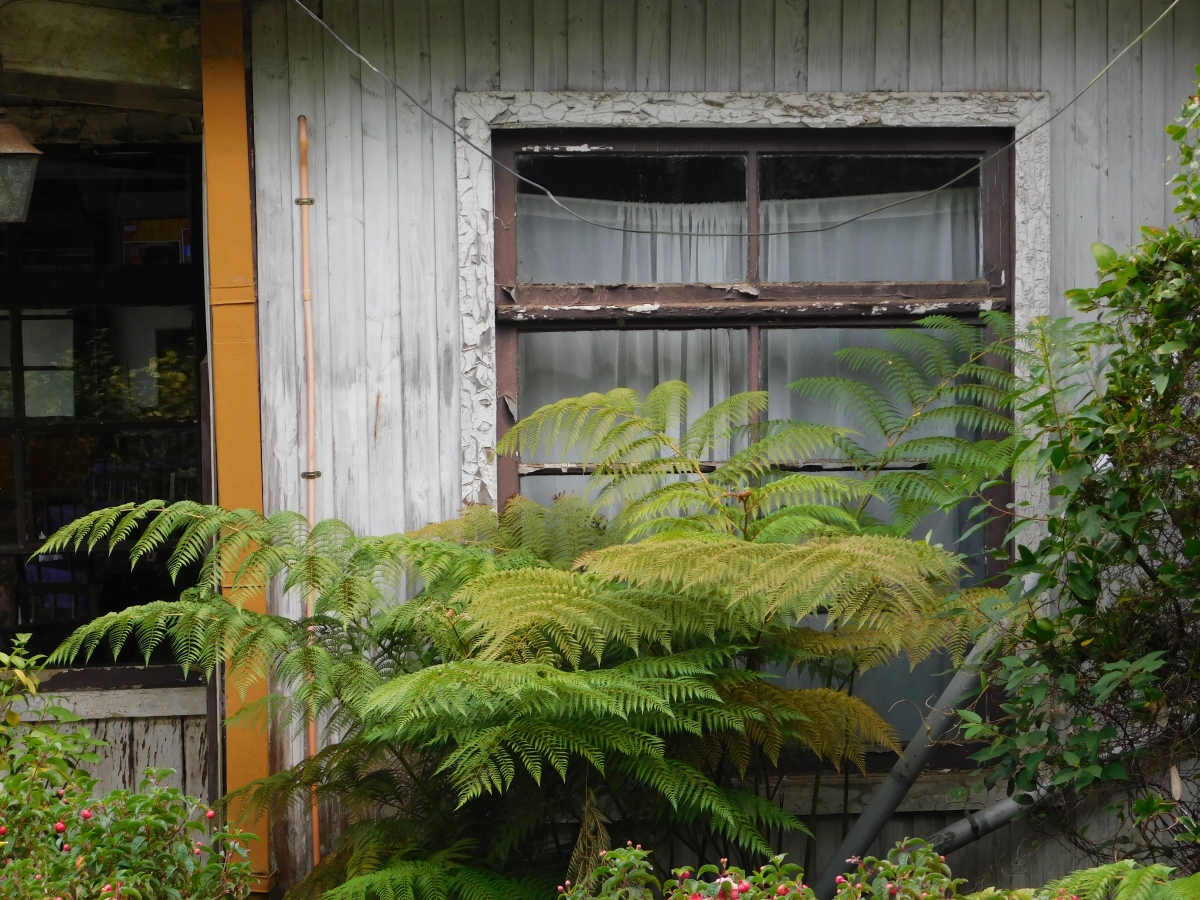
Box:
[517, 194, 747, 284]
[517, 329, 748, 509]
[760, 186, 981, 282]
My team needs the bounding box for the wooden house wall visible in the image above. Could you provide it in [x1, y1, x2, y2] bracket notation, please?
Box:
[249, 0, 1200, 538]
[246, 0, 1198, 883]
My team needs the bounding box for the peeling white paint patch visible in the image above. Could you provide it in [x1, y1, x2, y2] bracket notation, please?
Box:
[628, 303, 661, 313]
[455, 90, 1051, 508]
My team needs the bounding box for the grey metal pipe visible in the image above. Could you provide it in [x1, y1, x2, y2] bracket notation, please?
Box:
[812, 630, 1000, 899]
[923, 785, 1050, 854]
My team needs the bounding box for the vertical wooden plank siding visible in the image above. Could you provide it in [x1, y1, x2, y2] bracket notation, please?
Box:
[774, 0, 808, 89]
[705, 0, 741, 89]
[569, 0, 605, 88]
[807, 0, 843, 88]
[1106, 0, 1140, 252]
[636, 0, 673, 88]
[875, 0, 910, 89]
[359, 0, 406, 538]
[395, 0, 444, 528]
[841, 0, 876, 89]
[671, 0, 707, 88]
[1007, 0, 1040, 88]
[429, 0, 467, 513]
[1137, 0, 1172, 229]
[1072, 0, 1107, 293]
[534, 0, 569, 88]
[321, 0, 370, 535]
[603, 0, 638, 87]
[741, 0, 776, 90]
[976, 0, 1008, 88]
[465, 0, 502, 89]
[201, 0, 268, 894]
[499, 0, 535, 88]
[1040, 0, 1075, 314]
[908, 0, 942, 89]
[941, 0, 975, 87]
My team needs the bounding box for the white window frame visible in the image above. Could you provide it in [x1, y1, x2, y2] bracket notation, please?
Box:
[454, 90, 1050, 512]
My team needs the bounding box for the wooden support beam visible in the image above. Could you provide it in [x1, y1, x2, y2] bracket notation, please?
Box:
[201, 0, 271, 894]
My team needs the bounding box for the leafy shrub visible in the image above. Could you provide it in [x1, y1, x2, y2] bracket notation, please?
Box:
[558, 843, 815, 900]
[562, 840, 1200, 900]
[964, 71, 1200, 868]
[0, 635, 253, 899]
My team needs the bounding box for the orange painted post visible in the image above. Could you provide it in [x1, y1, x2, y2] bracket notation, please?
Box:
[200, 0, 273, 894]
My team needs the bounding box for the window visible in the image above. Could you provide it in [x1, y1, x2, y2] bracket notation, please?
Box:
[0, 147, 206, 660]
[493, 128, 1012, 738]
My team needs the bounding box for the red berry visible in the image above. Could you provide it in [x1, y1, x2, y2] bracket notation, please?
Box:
[0, 826, 6, 836]
[206, 809, 216, 820]
[81, 810, 92, 820]
[54, 821, 66, 834]
[195, 848, 202, 855]
[62, 844, 70, 852]
[739, 882, 752, 893]
[778, 887, 789, 896]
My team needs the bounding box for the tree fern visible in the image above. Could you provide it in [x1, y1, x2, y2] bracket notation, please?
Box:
[40, 323, 1014, 900]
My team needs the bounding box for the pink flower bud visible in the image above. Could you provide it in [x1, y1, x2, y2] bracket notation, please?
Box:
[835, 877, 846, 885]
[738, 881, 752, 893]
[777, 888, 789, 897]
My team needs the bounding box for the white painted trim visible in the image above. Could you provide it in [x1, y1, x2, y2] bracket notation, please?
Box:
[16, 687, 209, 721]
[454, 91, 1051, 508]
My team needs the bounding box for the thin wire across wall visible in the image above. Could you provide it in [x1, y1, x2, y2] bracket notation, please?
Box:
[289, 0, 1182, 240]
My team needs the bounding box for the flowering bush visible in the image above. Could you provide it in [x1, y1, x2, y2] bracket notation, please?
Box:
[832, 840, 962, 900]
[0, 635, 253, 899]
[561, 839, 1200, 900]
[558, 843, 814, 900]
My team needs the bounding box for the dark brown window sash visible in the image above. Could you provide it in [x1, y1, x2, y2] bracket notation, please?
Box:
[493, 127, 1015, 509]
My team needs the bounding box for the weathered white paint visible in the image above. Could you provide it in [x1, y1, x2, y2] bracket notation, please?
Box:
[83, 715, 210, 800]
[454, 89, 1051, 504]
[17, 687, 208, 721]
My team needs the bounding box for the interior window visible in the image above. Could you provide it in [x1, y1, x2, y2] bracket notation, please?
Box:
[516, 154, 747, 285]
[498, 130, 1011, 741]
[0, 147, 204, 661]
[759, 155, 982, 282]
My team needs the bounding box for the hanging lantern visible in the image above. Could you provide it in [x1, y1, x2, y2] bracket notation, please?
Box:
[0, 109, 41, 223]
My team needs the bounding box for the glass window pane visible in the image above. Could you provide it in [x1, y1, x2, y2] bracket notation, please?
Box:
[21, 155, 192, 269]
[759, 155, 981, 282]
[0, 438, 16, 544]
[26, 430, 201, 540]
[763, 326, 987, 569]
[519, 329, 748, 461]
[4, 431, 200, 660]
[516, 155, 747, 284]
[0, 313, 12, 418]
[21, 307, 197, 420]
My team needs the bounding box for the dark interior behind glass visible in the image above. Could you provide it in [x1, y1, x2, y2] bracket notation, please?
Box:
[759, 154, 980, 199]
[516, 154, 745, 203]
[0, 147, 205, 661]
